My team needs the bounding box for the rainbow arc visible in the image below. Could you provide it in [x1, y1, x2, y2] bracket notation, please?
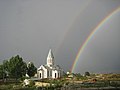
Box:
[71, 7, 120, 73]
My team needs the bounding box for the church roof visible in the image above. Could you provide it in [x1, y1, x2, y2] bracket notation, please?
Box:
[38, 64, 62, 71]
[47, 49, 54, 59]
[44, 65, 51, 70]
[38, 49, 62, 71]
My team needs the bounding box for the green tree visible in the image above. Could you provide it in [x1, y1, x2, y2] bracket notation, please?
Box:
[75, 73, 82, 77]
[0, 65, 4, 79]
[6, 55, 27, 80]
[3, 60, 9, 72]
[3, 60, 9, 77]
[0, 64, 7, 81]
[27, 62, 37, 77]
[85, 71, 90, 76]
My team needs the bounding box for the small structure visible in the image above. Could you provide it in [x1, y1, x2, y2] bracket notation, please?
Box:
[23, 79, 30, 86]
[37, 49, 63, 79]
[25, 73, 29, 78]
[67, 71, 70, 75]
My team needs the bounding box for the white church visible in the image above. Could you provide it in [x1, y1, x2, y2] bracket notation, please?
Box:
[37, 49, 63, 79]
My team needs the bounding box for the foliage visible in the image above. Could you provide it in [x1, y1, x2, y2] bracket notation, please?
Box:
[75, 73, 82, 80]
[0, 63, 8, 81]
[62, 73, 68, 78]
[29, 80, 35, 86]
[0, 83, 36, 90]
[20, 76, 30, 81]
[73, 73, 87, 80]
[27, 62, 37, 77]
[3, 55, 27, 80]
[85, 71, 90, 76]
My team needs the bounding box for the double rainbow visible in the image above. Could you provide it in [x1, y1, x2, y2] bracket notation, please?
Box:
[71, 7, 120, 73]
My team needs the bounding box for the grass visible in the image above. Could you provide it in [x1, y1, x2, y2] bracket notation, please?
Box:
[0, 83, 36, 90]
[0, 81, 36, 90]
[0, 74, 120, 90]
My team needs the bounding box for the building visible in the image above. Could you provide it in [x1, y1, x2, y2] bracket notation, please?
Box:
[37, 49, 63, 79]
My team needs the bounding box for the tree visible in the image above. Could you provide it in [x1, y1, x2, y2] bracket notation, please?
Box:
[0, 64, 7, 81]
[6, 55, 27, 80]
[85, 71, 90, 76]
[3, 60, 9, 72]
[0, 65, 3, 79]
[75, 73, 82, 77]
[27, 62, 37, 77]
[0, 65, 4, 79]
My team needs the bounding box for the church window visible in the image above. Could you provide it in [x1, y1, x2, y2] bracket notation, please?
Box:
[47, 71, 49, 77]
[40, 73, 41, 78]
[50, 71, 52, 77]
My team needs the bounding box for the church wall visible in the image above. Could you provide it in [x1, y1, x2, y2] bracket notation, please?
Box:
[40, 70, 44, 78]
[37, 66, 48, 79]
[52, 70, 59, 78]
[37, 49, 63, 79]
[43, 69, 47, 78]
[47, 70, 52, 78]
[52, 70, 55, 78]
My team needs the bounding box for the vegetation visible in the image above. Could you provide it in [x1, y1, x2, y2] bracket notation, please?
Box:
[0, 55, 37, 81]
[0, 55, 120, 90]
[0, 83, 36, 90]
[6, 55, 27, 80]
[0, 64, 7, 80]
[27, 62, 37, 77]
[85, 71, 90, 76]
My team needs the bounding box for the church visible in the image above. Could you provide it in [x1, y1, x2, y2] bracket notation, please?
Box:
[37, 49, 63, 79]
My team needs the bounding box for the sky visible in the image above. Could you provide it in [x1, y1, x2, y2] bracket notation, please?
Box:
[0, 0, 120, 73]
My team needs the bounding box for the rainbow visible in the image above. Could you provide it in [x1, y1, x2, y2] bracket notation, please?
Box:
[55, 1, 91, 54]
[71, 7, 120, 73]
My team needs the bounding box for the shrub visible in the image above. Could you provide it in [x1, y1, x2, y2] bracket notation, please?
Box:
[29, 80, 35, 86]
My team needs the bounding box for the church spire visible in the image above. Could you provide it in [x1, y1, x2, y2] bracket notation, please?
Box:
[47, 49, 54, 66]
[47, 49, 54, 59]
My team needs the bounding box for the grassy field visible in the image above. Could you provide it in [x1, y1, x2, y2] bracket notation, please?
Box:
[0, 74, 120, 90]
[0, 80, 36, 90]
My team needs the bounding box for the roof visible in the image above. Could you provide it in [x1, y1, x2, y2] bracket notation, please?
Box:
[38, 64, 62, 71]
[47, 49, 54, 59]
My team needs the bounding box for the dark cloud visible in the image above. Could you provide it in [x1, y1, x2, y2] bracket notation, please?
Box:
[0, 0, 120, 73]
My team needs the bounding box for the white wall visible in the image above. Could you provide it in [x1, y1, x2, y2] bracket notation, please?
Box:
[38, 65, 63, 79]
[37, 65, 48, 79]
[52, 70, 59, 78]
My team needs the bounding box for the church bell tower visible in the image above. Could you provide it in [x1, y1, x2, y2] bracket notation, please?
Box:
[47, 49, 54, 66]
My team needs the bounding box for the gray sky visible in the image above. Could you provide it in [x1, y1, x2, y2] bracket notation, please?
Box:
[0, 0, 120, 73]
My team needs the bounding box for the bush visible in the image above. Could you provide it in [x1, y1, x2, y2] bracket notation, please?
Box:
[29, 80, 35, 86]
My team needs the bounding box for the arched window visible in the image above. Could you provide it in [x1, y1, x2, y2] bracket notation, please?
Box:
[40, 73, 41, 78]
[47, 71, 49, 77]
